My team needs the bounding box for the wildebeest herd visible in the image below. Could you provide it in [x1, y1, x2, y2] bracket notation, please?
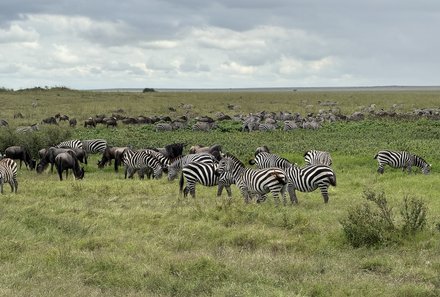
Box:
[0, 138, 432, 206]
[5, 103, 440, 134]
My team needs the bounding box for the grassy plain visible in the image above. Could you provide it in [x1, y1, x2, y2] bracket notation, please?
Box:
[0, 88, 440, 296]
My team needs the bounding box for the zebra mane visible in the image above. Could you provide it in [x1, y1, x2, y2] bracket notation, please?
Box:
[413, 154, 429, 167]
[223, 153, 244, 167]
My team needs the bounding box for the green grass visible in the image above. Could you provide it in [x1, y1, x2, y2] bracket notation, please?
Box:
[0, 89, 440, 296]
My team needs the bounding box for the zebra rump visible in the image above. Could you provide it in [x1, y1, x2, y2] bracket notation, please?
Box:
[0, 158, 18, 193]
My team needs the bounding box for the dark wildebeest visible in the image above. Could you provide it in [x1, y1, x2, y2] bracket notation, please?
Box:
[37, 147, 87, 173]
[54, 150, 85, 181]
[156, 143, 186, 159]
[41, 116, 58, 125]
[97, 146, 129, 171]
[4, 146, 36, 170]
[189, 144, 223, 161]
[105, 117, 118, 128]
[69, 118, 77, 127]
[84, 117, 96, 128]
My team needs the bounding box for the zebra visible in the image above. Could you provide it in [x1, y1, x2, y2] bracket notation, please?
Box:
[179, 162, 233, 198]
[216, 153, 288, 206]
[304, 150, 332, 166]
[155, 122, 177, 132]
[121, 149, 163, 179]
[0, 158, 18, 194]
[374, 150, 431, 174]
[284, 164, 336, 204]
[283, 120, 299, 131]
[16, 124, 39, 133]
[81, 139, 108, 154]
[167, 153, 218, 181]
[258, 123, 277, 132]
[249, 152, 293, 170]
[192, 121, 217, 131]
[56, 139, 83, 150]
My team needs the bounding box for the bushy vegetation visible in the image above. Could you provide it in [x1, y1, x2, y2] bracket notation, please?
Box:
[340, 190, 428, 247]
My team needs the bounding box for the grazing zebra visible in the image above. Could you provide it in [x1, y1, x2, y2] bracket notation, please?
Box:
[81, 139, 107, 154]
[283, 120, 299, 131]
[179, 162, 233, 198]
[121, 149, 163, 179]
[0, 158, 18, 194]
[16, 124, 39, 133]
[285, 164, 336, 204]
[192, 121, 216, 131]
[216, 153, 288, 206]
[167, 153, 217, 181]
[56, 139, 83, 150]
[304, 150, 332, 166]
[155, 122, 177, 132]
[258, 123, 277, 132]
[374, 150, 431, 174]
[249, 152, 292, 170]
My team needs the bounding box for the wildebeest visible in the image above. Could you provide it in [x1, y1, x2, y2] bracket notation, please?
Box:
[54, 151, 85, 181]
[41, 116, 58, 125]
[4, 146, 36, 170]
[84, 117, 96, 128]
[105, 117, 118, 128]
[189, 144, 223, 161]
[69, 118, 77, 127]
[97, 146, 129, 170]
[156, 143, 185, 159]
[37, 147, 87, 173]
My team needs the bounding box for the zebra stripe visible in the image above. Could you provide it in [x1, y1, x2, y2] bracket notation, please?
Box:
[56, 139, 83, 150]
[283, 120, 299, 131]
[374, 150, 431, 174]
[285, 164, 336, 204]
[304, 150, 332, 166]
[81, 139, 108, 154]
[249, 152, 292, 170]
[217, 153, 287, 206]
[179, 162, 233, 198]
[0, 158, 18, 194]
[192, 122, 216, 131]
[258, 123, 277, 132]
[168, 153, 217, 181]
[121, 149, 163, 179]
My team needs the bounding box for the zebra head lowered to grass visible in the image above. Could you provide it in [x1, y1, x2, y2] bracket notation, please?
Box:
[216, 153, 288, 206]
[374, 150, 431, 174]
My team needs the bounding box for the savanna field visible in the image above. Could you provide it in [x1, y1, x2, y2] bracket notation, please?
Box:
[0, 88, 440, 297]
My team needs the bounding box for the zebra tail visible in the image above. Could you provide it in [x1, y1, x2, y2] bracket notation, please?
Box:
[179, 173, 185, 194]
[271, 171, 287, 185]
[330, 173, 337, 187]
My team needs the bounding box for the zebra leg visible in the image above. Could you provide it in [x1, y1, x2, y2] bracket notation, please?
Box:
[14, 179, 18, 194]
[287, 184, 298, 204]
[377, 165, 384, 174]
[217, 184, 224, 196]
[0, 181, 3, 194]
[272, 192, 280, 207]
[9, 181, 14, 193]
[225, 186, 232, 198]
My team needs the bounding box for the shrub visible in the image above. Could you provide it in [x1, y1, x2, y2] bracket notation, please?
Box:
[142, 88, 156, 93]
[400, 196, 427, 235]
[340, 190, 428, 248]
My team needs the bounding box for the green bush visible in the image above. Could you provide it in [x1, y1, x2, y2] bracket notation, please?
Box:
[340, 190, 428, 248]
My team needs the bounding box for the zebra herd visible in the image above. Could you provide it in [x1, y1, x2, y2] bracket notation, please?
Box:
[0, 138, 433, 207]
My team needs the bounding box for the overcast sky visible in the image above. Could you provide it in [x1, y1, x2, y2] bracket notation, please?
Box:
[1, 0, 439, 90]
